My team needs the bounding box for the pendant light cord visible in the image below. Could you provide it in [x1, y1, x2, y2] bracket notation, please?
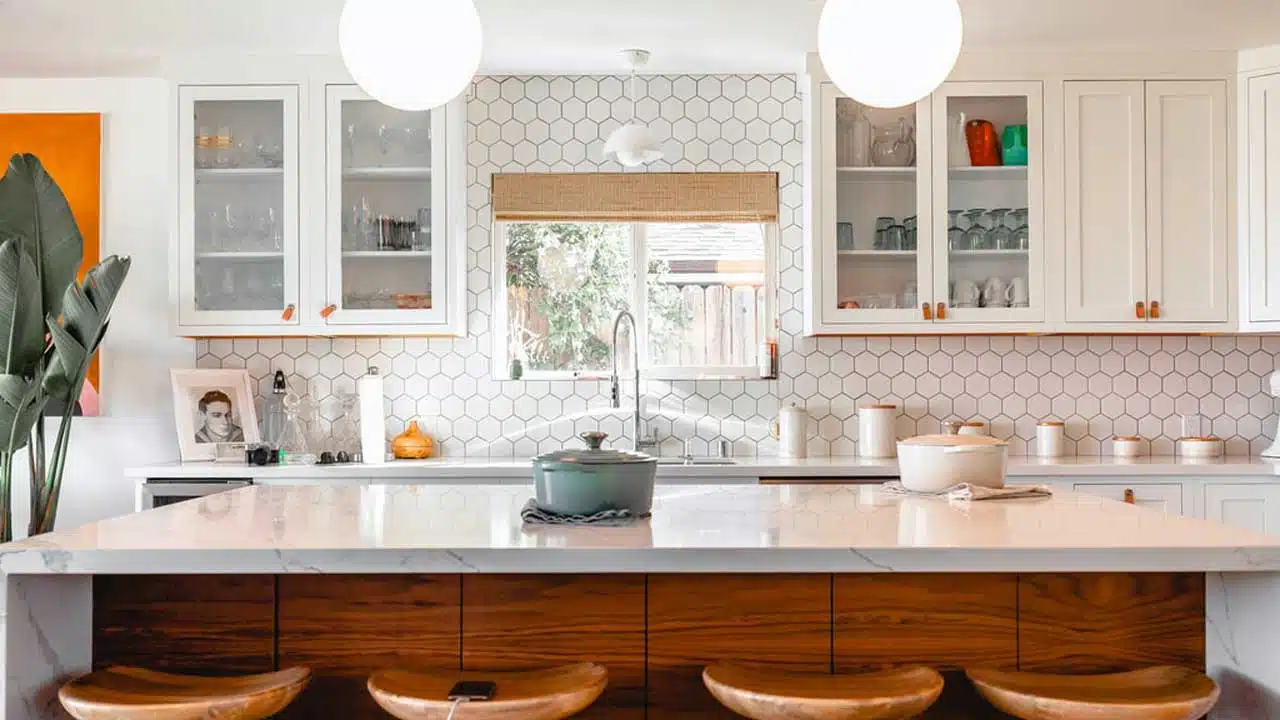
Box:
[628, 66, 638, 121]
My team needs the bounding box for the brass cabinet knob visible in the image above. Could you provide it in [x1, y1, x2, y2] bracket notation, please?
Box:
[281, 304, 295, 321]
[320, 304, 337, 319]
[1135, 301, 1146, 319]
[922, 303, 933, 321]
[937, 302, 947, 320]
[1150, 300, 1161, 319]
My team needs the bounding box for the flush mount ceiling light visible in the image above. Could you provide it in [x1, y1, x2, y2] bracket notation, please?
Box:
[603, 49, 664, 168]
[817, 0, 963, 109]
[339, 0, 483, 111]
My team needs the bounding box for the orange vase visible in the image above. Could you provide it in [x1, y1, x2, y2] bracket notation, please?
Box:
[392, 420, 434, 459]
[965, 119, 1002, 166]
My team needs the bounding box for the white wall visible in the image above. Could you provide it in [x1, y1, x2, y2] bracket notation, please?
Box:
[0, 78, 187, 537]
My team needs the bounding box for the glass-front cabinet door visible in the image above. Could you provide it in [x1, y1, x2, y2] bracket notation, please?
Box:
[820, 83, 934, 325]
[178, 85, 300, 328]
[324, 85, 449, 327]
[931, 82, 1044, 323]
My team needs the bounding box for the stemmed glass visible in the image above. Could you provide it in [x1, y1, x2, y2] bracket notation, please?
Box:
[963, 209, 990, 250]
[989, 209, 1013, 250]
[947, 210, 967, 250]
[1012, 208, 1030, 250]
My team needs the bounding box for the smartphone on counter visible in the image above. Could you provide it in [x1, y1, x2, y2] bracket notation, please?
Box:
[448, 680, 496, 701]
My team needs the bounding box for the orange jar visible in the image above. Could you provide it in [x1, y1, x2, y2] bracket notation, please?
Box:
[965, 119, 1002, 166]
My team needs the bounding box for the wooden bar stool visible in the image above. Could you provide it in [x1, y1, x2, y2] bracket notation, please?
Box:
[58, 665, 311, 720]
[702, 663, 944, 720]
[367, 662, 607, 720]
[966, 666, 1219, 720]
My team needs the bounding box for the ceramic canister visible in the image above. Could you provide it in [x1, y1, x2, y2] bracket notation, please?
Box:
[858, 404, 898, 458]
[777, 404, 811, 459]
[1036, 421, 1065, 458]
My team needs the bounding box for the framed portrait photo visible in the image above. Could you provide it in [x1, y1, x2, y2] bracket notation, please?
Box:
[171, 369, 261, 462]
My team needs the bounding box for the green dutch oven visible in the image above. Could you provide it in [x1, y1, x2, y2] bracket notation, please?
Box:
[532, 431, 657, 515]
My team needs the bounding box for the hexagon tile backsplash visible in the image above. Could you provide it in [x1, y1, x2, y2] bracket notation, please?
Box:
[197, 73, 1280, 458]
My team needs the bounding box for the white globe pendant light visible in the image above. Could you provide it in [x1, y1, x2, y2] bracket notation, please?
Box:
[818, 0, 963, 109]
[339, 0, 483, 111]
[603, 49, 664, 168]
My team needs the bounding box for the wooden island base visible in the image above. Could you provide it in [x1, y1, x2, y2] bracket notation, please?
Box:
[93, 572, 1204, 718]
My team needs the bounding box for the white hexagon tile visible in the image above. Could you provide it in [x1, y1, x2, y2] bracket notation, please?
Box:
[197, 74, 1280, 458]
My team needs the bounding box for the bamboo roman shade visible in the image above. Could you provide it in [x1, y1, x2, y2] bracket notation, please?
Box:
[491, 172, 779, 223]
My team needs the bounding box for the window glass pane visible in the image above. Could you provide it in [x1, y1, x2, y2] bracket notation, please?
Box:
[645, 223, 767, 367]
[506, 223, 632, 374]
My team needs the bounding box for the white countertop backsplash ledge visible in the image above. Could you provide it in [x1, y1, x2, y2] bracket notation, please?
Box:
[125, 455, 1280, 480]
[6, 484, 1280, 574]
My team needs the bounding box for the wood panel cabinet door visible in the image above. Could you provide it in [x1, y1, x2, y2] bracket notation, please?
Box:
[1063, 81, 1147, 324]
[1204, 484, 1280, 534]
[1145, 81, 1230, 324]
[1247, 72, 1280, 325]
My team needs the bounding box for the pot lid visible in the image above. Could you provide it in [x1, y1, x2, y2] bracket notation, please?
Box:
[1037, 420, 1065, 427]
[899, 434, 1007, 447]
[534, 432, 655, 465]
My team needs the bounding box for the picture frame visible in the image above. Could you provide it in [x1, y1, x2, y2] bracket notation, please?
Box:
[170, 369, 260, 462]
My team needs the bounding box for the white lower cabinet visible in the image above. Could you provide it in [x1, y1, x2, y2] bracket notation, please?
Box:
[1073, 482, 1184, 515]
[1204, 484, 1280, 533]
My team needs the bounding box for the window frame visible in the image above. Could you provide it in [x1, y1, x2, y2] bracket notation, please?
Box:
[493, 220, 779, 381]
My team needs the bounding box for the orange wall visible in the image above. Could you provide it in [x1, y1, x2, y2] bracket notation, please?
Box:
[0, 113, 103, 395]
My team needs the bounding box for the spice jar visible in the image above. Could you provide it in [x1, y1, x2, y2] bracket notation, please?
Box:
[1036, 421, 1065, 458]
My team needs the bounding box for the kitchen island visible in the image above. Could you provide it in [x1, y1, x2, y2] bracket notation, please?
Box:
[4, 483, 1280, 718]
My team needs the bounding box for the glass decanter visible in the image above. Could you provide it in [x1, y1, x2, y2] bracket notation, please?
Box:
[330, 393, 360, 457]
[277, 391, 317, 466]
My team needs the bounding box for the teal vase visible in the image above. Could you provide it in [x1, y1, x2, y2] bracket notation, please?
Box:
[1002, 125, 1029, 167]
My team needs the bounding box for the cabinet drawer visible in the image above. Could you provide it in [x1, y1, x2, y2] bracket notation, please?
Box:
[1073, 483, 1183, 515]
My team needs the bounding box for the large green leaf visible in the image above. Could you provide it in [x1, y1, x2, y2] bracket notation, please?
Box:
[0, 154, 84, 319]
[43, 255, 131, 400]
[0, 374, 43, 452]
[0, 237, 43, 375]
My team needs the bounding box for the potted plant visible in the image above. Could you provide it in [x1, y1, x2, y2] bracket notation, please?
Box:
[0, 153, 130, 541]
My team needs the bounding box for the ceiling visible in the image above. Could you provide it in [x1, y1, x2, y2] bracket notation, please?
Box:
[1, 0, 1279, 76]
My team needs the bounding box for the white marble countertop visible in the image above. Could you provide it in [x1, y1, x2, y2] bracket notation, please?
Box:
[122, 455, 1280, 482]
[5, 484, 1280, 574]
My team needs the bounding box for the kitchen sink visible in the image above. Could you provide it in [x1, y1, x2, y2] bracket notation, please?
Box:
[655, 457, 738, 466]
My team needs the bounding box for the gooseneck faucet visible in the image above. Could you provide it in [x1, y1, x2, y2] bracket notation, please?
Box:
[610, 310, 651, 453]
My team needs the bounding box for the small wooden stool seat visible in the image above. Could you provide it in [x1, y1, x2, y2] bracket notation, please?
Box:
[58, 665, 311, 720]
[367, 662, 608, 720]
[966, 666, 1219, 720]
[702, 663, 944, 720]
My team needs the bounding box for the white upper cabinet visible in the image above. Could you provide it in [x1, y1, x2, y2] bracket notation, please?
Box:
[805, 80, 1045, 334]
[1145, 81, 1230, 324]
[174, 81, 465, 338]
[322, 85, 460, 333]
[1244, 72, 1280, 328]
[177, 85, 302, 330]
[1061, 79, 1230, 330]
[1064, 81, 1147, 323]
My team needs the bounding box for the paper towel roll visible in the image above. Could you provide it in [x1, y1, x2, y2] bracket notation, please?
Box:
[358, 367, 386, 464]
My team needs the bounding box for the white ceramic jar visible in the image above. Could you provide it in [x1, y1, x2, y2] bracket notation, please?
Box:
[1178, 436, 1224, 459]
[858, 404, 898, 458]
[1112, 436, 1145, 458]
[1035, 421, 1065, 458]
[777, 404, 812, 459]
[958, 421, 988, 436]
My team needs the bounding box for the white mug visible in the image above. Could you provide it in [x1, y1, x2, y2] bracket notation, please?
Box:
[982, 277, 1010, 308]
[1010, 276, 1030, 306]
[953, 280, 980, 307]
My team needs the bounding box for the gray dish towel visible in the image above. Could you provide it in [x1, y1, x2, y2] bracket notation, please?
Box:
[520, 499, 649, 526]
[881, 481, 1053, 502]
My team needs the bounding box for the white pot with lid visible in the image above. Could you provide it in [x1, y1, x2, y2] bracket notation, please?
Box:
[896, 434, 1008, 493]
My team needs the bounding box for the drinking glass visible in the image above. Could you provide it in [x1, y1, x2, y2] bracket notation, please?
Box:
[903, 216, 918, 251]
[947, 210, 968, 250]
[1012, 208, 1030, 250]
[873, 216, 895, 250]
[218, 204, 240, 251]
[883, 223, 906, 251]
[989, 209, 1013, 250]
[963, 209, 992, 250]
[259, 208, 282, 250]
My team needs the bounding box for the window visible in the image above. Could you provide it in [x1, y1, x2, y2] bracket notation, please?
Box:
[497, 221, 777, 379]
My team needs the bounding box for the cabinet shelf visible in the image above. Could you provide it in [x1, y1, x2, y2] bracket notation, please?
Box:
[837, 250, 917, 258]
[343, 167, 433, 181]
[195, 251, 284, 260]
[949, 165, 1027, 179]
[949, 248, 1029, 258]
[341, 250, 432, 258]
[195, 167, 284, 179]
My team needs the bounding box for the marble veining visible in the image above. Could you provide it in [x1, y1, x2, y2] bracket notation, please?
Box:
[4, 484, 1280, 574]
